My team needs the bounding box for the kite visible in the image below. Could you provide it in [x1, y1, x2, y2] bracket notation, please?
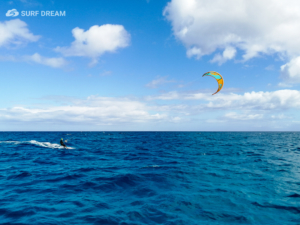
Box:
[202, 71, 224, 95]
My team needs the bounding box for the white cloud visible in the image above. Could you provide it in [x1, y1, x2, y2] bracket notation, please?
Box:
[271, 114, 290, 119]
[0, 53, 67, 68]
[164, 0, 300, 83]
[146, 91, 180, 100]
[55, 24, 130, 60]
[186, 47, 202, 59]
[0, 91, 299, 130]
[149, 89, 300, 110]
[0, 96, 167, 125]
[146, 76, 175, 88]
[280, 56, 300, 83]
[0, 19, 66, 68]
[224, 112, 263, 120]
[25, 53, 67, 68]
[210, 46, 237, 65]
[0, 19, 40, 47]
[164, 0, 300, 60]
[278, 82, 293, 88]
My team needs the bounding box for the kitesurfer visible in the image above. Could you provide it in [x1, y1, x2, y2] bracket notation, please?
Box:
[60, 138, 67, 149]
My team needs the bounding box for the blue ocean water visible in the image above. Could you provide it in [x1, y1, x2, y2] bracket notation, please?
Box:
[0, 132, 300, 224]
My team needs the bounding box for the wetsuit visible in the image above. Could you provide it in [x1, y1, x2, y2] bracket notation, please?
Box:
[60, 139, 67, 148]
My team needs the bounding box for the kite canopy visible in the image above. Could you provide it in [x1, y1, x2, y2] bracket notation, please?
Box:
[202, 71, 224, 95]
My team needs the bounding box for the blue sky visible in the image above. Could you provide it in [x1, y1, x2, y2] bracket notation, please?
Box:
[1, 0, 300, 131]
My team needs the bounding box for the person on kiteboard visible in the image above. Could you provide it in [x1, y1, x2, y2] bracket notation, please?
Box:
[60, 138, 67, 149]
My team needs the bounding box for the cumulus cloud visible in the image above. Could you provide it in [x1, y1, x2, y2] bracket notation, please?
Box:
[25, 53, 67, 68]
[146, 76, 175, 88]
[55, 24, 130, 60]
[164, 0, 300, 60]
[280, 56, 300, 83]
[0, 19, 40, 47]
[164, 0, 300, 82]
[0, 20, 66, 68]
[210, 46, 237, 65]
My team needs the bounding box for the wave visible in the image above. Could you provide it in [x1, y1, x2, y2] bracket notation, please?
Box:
[0, 140, 74, 149]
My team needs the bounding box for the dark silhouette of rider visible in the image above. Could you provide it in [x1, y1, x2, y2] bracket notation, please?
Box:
[60, 138, 67, 149]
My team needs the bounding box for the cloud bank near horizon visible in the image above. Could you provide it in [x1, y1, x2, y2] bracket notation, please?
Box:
[0, 90, 299, 130]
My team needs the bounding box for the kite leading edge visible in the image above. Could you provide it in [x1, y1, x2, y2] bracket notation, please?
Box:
[202, 71, 224, 95]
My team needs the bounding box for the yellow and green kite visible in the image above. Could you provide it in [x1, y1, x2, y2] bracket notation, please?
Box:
[202, 71, 224, 95]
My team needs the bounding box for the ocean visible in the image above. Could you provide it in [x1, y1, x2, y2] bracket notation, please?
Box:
[0, 132, 299, 224]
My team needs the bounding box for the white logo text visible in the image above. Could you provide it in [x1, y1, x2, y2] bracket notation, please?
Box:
[21, 11, 66, 17]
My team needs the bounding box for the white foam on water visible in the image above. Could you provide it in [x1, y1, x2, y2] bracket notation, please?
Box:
[0, 141, 21, 144]
[28, 140, 68, 149]
[0, 140, 74, 149]
[143, 165, 160, 168]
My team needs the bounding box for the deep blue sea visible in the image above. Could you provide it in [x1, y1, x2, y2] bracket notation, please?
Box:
[0, 132, 300, 224]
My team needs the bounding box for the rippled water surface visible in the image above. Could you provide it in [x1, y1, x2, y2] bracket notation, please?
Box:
[0, 132, 300, 224]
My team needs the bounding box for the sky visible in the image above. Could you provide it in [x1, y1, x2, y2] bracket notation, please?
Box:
[0, 0, 300, 131]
